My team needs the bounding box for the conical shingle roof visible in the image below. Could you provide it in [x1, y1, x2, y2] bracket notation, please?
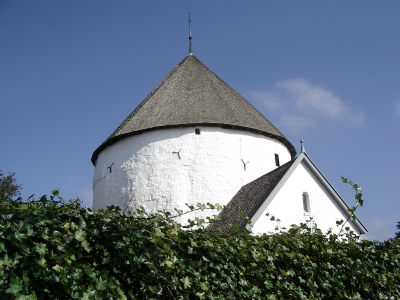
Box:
[92, 55, 296, 164]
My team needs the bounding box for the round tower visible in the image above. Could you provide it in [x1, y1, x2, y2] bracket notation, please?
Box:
[92, 55, 296, 220]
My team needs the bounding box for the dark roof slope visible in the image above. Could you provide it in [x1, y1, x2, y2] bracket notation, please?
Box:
[207, 159, 296, 234]
[92, 55, 295, 164]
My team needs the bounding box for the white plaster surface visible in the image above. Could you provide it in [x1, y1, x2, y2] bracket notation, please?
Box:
[93, 127, 291, 221]
[251, 160, 360, 235]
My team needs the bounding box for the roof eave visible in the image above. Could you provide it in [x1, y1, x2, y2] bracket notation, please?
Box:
[91, 123, 296, 165]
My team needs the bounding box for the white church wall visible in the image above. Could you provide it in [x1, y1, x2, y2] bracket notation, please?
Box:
[251, 160, 359, 235]
[93, 126, 291, 221]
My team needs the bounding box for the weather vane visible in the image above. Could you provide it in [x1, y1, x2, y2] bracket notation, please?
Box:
[188, 12, 193, 55]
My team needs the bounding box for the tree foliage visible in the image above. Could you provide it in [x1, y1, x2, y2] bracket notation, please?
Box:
[1, 191, 400, 299]
[396, 222, 400, 239]
[0, 170, 22, 201]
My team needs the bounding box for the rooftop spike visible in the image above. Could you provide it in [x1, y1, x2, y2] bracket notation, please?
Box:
[188, 12, 193, 55]
[300, 140, 306, 153]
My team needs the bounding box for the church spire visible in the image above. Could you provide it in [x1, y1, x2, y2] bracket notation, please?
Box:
[188, 12, 193, 55]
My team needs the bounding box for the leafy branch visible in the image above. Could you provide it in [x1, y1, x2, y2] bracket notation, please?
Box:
[337, 176, 364, 237]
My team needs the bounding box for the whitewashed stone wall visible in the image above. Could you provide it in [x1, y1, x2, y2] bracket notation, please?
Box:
[93, 127, 291, 221]
[251, 160, 360, 235]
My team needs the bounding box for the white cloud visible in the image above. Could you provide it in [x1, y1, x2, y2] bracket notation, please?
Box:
[277, 114, 314, 133]
[250, 90, 283, 111]
[277, 78, 363, 124]
[251, 78, 364, 131]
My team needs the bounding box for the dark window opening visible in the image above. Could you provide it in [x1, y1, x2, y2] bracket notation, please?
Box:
[275, 154, 280, 167]
[195, 128, 200, 135]
[303, 192, 310, 214]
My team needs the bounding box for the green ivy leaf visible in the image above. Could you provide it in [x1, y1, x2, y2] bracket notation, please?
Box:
[154, 228, 164, 237]
[34, 243, 47, 256]
[165, 261, 174, 268]
[195, 291, 206, 299]
[52, 264, 61, 273]
[117, 287, 127, 300]
[81, 241, 91, 252]
[181, 276, 191, 289]
[82, 292, 90, 300]
[96, 277, 107, 291]
[5, 276, 23, 295]
[74, 229, 86, 242]
[37, 257, 47, 268]
[199, 282, 208, 291]
[0, 242, 5, 253]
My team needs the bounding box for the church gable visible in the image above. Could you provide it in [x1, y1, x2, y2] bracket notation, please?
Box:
[209, 153, 367, 236]
[251, 156, 363, 235]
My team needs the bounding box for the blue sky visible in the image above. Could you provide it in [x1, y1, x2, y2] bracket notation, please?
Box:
[1, 1, 399, 240]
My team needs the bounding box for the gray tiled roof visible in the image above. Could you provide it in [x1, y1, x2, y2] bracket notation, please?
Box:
[207, 159, 296, 234]
[92, 55, 296, 164]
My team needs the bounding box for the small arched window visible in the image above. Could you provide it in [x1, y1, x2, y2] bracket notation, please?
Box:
[302, 192, 311, 215]
[275, 154, 280, 167]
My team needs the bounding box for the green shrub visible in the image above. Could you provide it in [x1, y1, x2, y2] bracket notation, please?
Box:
[1, 192, 399, 299]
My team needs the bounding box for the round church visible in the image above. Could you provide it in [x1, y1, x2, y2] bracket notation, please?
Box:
[91, 54, 296, 221]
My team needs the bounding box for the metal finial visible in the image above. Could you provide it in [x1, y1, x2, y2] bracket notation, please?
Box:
[188, 12, 193, 55]
[300, 140, 305, 153]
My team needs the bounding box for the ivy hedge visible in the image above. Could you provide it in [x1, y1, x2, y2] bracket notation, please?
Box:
[1, 191, 399, 299]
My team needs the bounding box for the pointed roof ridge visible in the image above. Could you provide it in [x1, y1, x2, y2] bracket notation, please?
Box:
[92, 55, 296, 164]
